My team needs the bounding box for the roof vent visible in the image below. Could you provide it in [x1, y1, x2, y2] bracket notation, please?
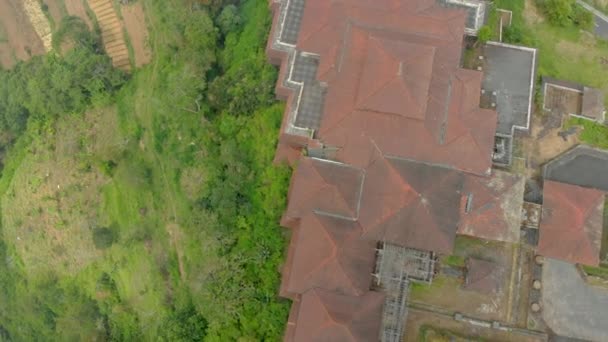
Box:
[465, 194, 474, 213]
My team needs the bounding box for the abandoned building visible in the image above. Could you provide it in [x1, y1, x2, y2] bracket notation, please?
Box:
[265, 0, 606, 341]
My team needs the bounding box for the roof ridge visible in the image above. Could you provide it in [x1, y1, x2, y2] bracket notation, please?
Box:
[311, 160, 359, 217]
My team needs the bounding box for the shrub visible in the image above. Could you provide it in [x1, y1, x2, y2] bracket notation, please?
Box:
[92, 227, 116, 249]
[571, 4, 595, 30]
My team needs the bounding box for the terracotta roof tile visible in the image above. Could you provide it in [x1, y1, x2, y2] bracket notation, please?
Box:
[538, 181, 605, 266]
[282, 213, 376, 297]
[282, 158, 365, 226]
[289, 288, 385, 342]
[358, 150, 464, 253]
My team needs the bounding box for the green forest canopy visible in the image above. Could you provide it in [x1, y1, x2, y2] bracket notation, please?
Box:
[0, 0, 290, 340]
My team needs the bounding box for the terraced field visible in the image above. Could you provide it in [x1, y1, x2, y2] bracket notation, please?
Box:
[88, 0, 130, 71]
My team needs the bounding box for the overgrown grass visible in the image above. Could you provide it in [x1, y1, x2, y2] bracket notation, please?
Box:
[442, 255, 466, 268]
[583, 264, 608, 278]
[418, 324, 487, 342]
[565, 117, 608, 148]
[495, 0, 608, 98]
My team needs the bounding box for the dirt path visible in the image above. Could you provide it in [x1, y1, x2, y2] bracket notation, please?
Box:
[64, 0, 92, 29]
[41, 0, 65, 26]
[121, 2, 151, 67]
[87, 0, 130, 71]
[0, 0, 45, 68]
[22, 0, 53, 51]
[167, 223, 186, 280]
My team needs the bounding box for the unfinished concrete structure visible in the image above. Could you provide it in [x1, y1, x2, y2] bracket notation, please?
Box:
[542, 77, 606, 122]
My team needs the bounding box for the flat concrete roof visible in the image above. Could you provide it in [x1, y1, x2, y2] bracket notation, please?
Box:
[544, 145, 608, 192]
[482, 42, 536, 136]
[542, 258, 608, 341]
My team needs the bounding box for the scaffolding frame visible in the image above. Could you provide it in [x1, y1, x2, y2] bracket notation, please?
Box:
[373, 242, 437, 342]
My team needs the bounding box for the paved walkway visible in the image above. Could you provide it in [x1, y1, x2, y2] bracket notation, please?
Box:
[576, 0, 608, 40]
[542, 258, 608, 341]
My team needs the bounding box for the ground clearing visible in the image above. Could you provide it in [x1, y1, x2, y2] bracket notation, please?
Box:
[1, 108, 123, 276]
[405, 309, 545, 342]
[41, 0, 66, 27]
[121, 2, 151, 67]
[0, 0, 45, 68]
[410, 237, 516, 322]
[64, 0, 93, 29]
[519, 112, 580, 175]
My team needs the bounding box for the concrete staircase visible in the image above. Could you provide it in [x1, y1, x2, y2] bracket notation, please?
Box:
[88, 0, 130, 71]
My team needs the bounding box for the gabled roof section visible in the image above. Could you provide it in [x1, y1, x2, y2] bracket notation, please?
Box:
[282, 157, 365, 226]
[358, 151, 464, 253]
[282, 213, 376, 297]
[458, 170, 526, 243]
[291, 288, 385, 342]
[538, 181, 605, 266]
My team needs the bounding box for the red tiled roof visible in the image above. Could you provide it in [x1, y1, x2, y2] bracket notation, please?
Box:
[358, 150, 464, 253]
[282, 157, 364, 227]
[288, 288, 385, 342]
[291, 0, 497, 175]
[538, 181, 605, 266]
[458, 170, 526, 243]
[281, 213, 376, 297]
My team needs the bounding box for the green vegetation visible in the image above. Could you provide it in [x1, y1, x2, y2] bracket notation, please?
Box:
[418, 325, 486, 342]
[442, 255, 466, 268]
[0, 0, 290, 340]
[495, 0, 608, 99]
[583, 264, 608, 278]
[582, 0, 608, 15]
[535, 0, 593, 29]
[410, 275, 457, 298]
[0, 18, 125, 145]
[565, 117, 608, 148]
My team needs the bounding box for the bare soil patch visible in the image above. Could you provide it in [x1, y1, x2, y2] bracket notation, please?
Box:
[405, 309, 544, 342]
[121, 2, 151, 67]
[1, 108, 120, 275]
[520, 112, 580, 175]
[64, 0, 93, 29]
[41, 0, 65, 26]
[0, 0, 45, 67]
[22, 0, 53, 51]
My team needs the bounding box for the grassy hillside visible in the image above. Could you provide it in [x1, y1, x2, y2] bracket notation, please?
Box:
[0, 0, 290, 340]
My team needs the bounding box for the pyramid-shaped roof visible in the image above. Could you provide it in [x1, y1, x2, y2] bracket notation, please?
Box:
[282, 158, 365, 226]
[538, 181, 605, 266]
[358, 151, 464, 253]
[289, 2, 497, 174]
[282, 213, 376, 297]
[291, 288, 385, 342]
[356, 37, 435, 119]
